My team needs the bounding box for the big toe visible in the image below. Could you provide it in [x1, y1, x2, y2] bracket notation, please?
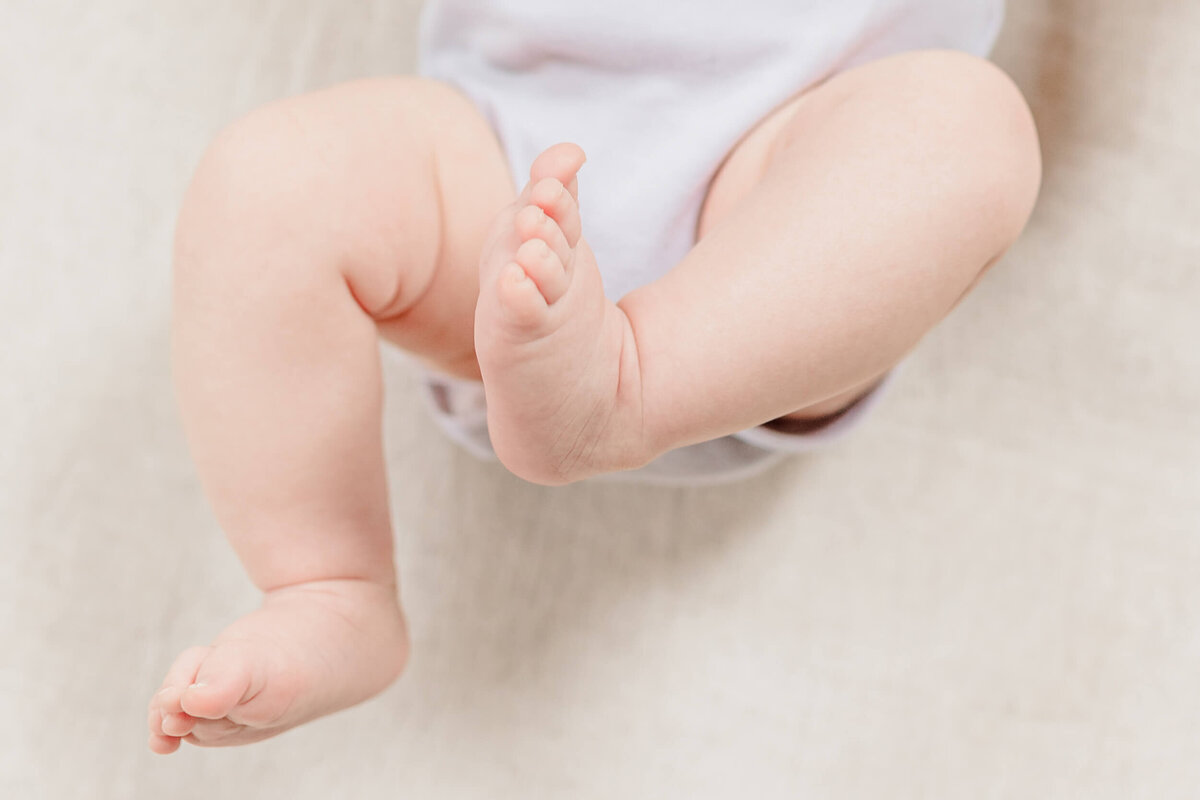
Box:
[529, 142, 586, 201]
[180, 645, 255, 720]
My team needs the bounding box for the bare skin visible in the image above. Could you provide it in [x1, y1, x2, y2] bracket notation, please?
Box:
[149, 50, 1040, 752]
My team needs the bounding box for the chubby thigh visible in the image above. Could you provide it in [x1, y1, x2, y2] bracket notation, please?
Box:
[622, 50, 1041, 450]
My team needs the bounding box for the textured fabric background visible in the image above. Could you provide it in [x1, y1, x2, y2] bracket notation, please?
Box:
[2, 1, 1198, 797]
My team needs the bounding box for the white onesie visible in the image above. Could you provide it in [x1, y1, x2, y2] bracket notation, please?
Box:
[407, 0, 1006, 484]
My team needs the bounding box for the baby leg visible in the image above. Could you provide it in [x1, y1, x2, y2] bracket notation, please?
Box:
[473, 50, 1040, 482]
[148, 78, 514, 752]
[625, 50, 1042, 446]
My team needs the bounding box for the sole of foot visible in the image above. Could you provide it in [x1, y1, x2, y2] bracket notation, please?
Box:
[474, 142, 651, 485]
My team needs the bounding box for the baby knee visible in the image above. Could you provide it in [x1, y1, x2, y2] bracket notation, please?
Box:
[816, 50, 1041, 244]
[908, 51, 1042, 240]
[177, 104, 315, 246]
[171, 99, 364, 297]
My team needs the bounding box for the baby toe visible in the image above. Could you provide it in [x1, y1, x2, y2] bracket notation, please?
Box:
[155, 645, 210, 708]
[530, 177, 582, 247]
[160, 711, 196, 738]
[514, 204, 572, 267]
[152, 685, 185, 720]
[515, 238, 568, 303]
[148, 732, 181, 755]
[495, 261, 549, 329]
[147, 702, 170, 737]
[180, 646, 254, 721]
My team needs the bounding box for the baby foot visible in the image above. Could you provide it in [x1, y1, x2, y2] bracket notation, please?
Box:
[147, 579, 408, 753]
[474, 143, 651, 484]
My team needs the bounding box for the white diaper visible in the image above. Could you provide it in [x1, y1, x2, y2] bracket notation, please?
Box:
[412, 0, 1004, 484]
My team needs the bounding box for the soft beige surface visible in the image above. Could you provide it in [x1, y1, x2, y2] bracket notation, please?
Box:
[3, 1, 1198, 797]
